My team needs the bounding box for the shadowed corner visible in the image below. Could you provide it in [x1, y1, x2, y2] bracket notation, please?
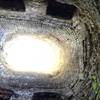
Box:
[0, 88, 14, 100]
[46, 0, 78, 20]
[32, 92, 67, 100]
[0, 0, 25, 11]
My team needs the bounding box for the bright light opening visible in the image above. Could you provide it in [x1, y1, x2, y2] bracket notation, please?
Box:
[2, 35, 65, 74]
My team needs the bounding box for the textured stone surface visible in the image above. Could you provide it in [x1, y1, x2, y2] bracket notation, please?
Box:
[0, 0, 99, 100]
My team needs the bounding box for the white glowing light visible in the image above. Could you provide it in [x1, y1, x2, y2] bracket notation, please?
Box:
[3, 35, 65, 74]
